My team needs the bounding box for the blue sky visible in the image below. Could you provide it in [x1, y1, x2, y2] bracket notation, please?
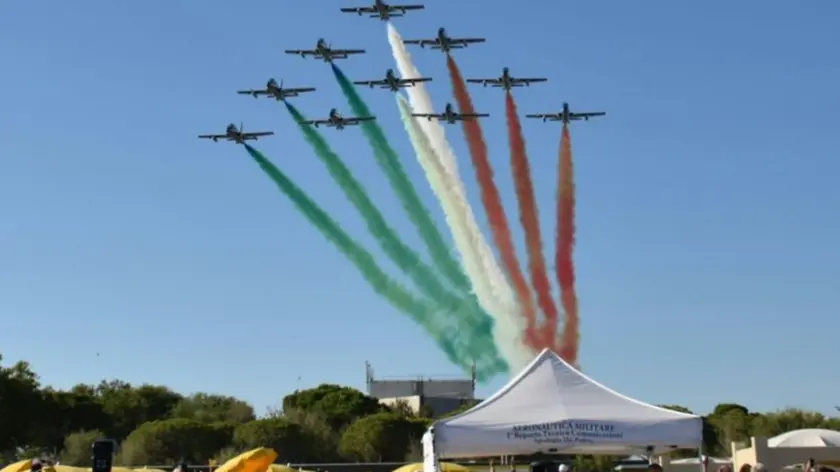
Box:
[2, 1, 839, 417]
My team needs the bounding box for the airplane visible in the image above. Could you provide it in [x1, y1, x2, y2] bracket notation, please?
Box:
[236, 78, 316, 101]
[353, 69, 432, 91]
[198, 123, 274, 143]
[466, 67, 547, 91]
[340, 0, 424, 20]
[299, 108, 376, 130]
[403, 27, 485, 53]
[284, 39, 366, 62]
[525, 103, 606, 124]
[411, 102, 489, 124]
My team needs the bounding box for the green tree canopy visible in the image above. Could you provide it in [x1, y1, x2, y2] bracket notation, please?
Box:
[282, 384, 384, 428]
[3, 352, 840, 466]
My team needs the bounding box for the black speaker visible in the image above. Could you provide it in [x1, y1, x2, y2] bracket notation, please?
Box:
[91, 439, 116, 472]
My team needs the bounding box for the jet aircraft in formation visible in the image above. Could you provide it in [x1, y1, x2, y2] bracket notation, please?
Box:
[403, 28, 485, 53]
[412, 103, 489, 124]
[353, 69, 432, 91]
[200, 5, 607, 144]
[340, 0, 424, 20]
[237, 78, 316, 101]
[526, 103, 606, 124]
[198, 123, 273, 143]
[285, 39, 366, 62]
[467, 67, 547, 91]
[299, 108, 376, 130]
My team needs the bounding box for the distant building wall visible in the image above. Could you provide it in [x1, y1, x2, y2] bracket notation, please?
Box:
[368, 379, 474, 399]
[378, 395, 481, 417]
[364, 361, 476, 401]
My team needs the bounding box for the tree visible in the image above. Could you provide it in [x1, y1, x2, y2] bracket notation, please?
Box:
[438, 399, 480, 418]
[36, 388, 109, 451]
[338, 413, 425, 462]
[60, 430, 104, 466]
[96, 381, 182, 441]
[117, 419, 231, 466]
[171, 393, 255, 424]
[7, 351, 840, 466]
[233, 418, 307, 463]
[0, 355, 42, 451]
[282, 384, 384, 428]
[281, 408, 341, 462]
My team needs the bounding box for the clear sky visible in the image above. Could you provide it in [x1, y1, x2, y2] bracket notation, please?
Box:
[2, 1, 839, 417]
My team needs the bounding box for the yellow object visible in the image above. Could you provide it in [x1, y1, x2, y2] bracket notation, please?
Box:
[215, 448, 278, 472]
[393, 463, 470, 472]
[1, 460, 33, 472]
[54, 466, 88, 472]
[268, 466, 295, 472]
[268, 465, 315, 472]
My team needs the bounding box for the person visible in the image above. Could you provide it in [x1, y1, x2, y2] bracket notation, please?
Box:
[648, 463, 663, 472]
[31, 460, 43, 472]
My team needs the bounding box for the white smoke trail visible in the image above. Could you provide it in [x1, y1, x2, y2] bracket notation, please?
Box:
[388, 23, 534, 371]
[396, 95, 530, 370]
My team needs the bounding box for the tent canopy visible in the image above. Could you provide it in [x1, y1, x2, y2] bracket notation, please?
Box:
[424, 349, 703, 458]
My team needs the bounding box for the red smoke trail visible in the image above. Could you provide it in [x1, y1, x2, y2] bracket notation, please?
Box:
[555, 124, 579, 365]
[505, 91, 561, 350]
[446, 55, 541, 350]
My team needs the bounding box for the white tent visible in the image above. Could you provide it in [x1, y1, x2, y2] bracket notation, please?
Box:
[422, 349, 703, 463]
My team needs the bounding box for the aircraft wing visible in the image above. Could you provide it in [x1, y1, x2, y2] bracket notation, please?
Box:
[525, 114, 557, 119]
[300, 119, 331, 126]
[459, 113, 489, 118]
[237, 89, 269, 96]
[340, 6, 376, 13]
[512, 78, 548, 84]
[285, 87, 316, 94]
[285, 49, 318, 56]
[198, 134, 228, 140]
[345, 116, 376, 124]
[353, 79, 387, 86]
[393, 4, 424, 10]
[466, 78, 501, 85]
[411, 112, 441, 118]
[403, 38, 437, 46]
[332, 48, 366, 55]
[450, 37, 486, 45]
[572, 111, 606, 119]
[401, 77, 431, 84]
[241, 131, 274, 138]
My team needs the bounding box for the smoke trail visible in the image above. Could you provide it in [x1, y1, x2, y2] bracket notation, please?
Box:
[446, 55, 542, 350]
[330, 64, 469, 293]
[505, 91, 561, 349]
[284, 103, 507, 374]
[244, 145, 503, 378]
[388, 24, 535, 371]
[555, 124, 579, 365]
[396, 94, 519, 376]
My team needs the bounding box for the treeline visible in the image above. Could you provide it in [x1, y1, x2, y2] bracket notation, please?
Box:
[2, 355, 839, 468]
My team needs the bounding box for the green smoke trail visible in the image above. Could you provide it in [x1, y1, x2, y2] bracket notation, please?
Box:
[331, 64, 470, 293]
[394, 96, 511, 377]
[330, 66, 509, 377]
[284, 102, 453, 305]
[283, 104, 506, 377]
[243, 144, 473, 370]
